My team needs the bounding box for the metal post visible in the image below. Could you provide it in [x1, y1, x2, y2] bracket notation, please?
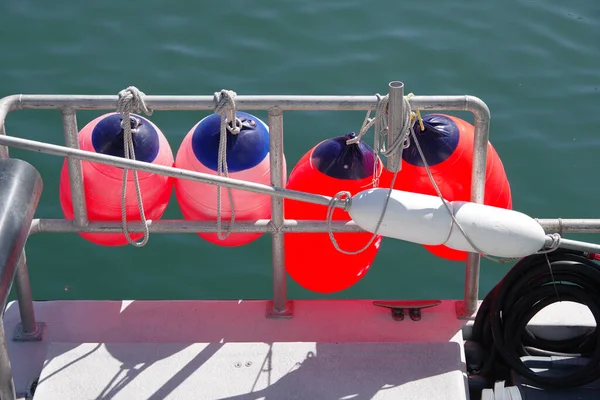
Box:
[14, 251, 44, 341]
[0, 322, 16, 400]
[387, 81, 405, 172]
[61, 108, 88, 226]
[461, 98, 491, 317]
[0, 159, 43, 400]
[0, 97, 11, 160]
[0, 123, 8, 160]
[266, 107, 292, 318]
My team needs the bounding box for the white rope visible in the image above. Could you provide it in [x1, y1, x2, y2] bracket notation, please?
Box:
[329, 93, 560, 262]
[326, 94, 409, 255]
[212, 90, 242, 240]
[116, 86, 152, 247]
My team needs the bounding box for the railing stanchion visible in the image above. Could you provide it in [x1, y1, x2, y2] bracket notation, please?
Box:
[0, 321, 16, 400]
[0, 97, 11, 159]
[14, 251, 45, 341]
[387, 81, 405, 172]
[61, 108, 88, 227]
[0, 159, 43, 399]
[266, 107, 292, 318]
[460, 97, 491, 318]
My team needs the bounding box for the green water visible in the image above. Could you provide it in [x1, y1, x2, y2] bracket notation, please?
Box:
[1, 0, 599, 302]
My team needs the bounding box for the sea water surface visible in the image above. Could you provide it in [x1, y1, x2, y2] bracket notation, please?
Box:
[1, 0, 599, 302]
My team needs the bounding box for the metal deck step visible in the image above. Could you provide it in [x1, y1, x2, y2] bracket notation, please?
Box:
[33, 341, 467, 400]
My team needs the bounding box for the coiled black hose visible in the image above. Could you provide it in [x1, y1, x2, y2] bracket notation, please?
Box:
[471, 249, 600, 388]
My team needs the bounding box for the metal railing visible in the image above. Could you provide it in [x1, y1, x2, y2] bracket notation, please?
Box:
[1, 81, 600, 326]
[0, 158, 43, 400]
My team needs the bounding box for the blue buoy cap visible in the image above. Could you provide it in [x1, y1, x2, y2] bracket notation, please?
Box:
[402, 114, 460, 167]
[191, 111, 269, 173]
[91, 113, 160, 163]
[312, 132, 375, 180]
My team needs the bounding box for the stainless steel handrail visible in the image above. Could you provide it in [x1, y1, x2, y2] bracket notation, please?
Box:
[1, 83, 597, 322]
[0, 159, 43, 400]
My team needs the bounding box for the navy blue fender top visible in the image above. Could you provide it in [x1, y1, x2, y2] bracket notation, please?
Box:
[92, 113, 160, 163]
[191, 111, 270, 173]
[312, 132, 376, 180]
[402, 114, 460, 167]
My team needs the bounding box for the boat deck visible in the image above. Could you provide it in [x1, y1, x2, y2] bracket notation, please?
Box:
[6, 299, 468, 399]
[3, 299, 594, 399]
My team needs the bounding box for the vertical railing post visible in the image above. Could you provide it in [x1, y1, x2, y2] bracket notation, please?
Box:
[387, 81, 405, 172]
[0, 158, 43, 400]
[0, 321, 16, 400]
[0, 99, 11, 160]
[14, 251, 45, 341]
[459, 98, 491, 317]
[0, 126, 8, 160]
[266, 107, 292, 318]
[61, 108, 88, 226]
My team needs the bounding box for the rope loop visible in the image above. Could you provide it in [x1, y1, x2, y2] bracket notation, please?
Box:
[212, 89, 241, 240]
[327, 89, 554, 263]
[213, 89, 242, 135]
[116, 86, 152, 247]
[326, 92, 412, 255]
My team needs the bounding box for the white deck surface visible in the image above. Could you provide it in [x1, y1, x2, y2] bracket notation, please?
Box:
[2, 299, 594, 399]
[3, 299, 468, 400]
[35, 341, 464, 399]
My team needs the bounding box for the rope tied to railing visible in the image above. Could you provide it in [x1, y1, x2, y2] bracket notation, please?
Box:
[212, 89, 242, 240]
[404, 109, 562, 263]
[329, 92, 561, 261]
[326, 93, 412, 255]
[116, 86, 152, 247]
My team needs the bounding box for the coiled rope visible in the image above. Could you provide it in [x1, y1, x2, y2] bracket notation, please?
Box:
[212, 89, 242, 240]
[116, 86, 152, 247]
[471, 249, 600, 388]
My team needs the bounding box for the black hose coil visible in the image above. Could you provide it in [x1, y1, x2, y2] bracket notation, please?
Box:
[471, 249, 600, 388]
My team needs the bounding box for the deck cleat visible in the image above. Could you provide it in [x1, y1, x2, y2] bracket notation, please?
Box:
[373, 300, 442, 322]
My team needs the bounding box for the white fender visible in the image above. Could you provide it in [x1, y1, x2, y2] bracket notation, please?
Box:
[348, 188, 547, 258]
[349, 188, 453, 245]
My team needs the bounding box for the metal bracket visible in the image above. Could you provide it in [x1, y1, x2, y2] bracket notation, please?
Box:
[13, 322, 46, 342]
[266, 300, 294, 319]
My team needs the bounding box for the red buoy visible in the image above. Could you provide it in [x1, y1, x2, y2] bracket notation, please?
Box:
[285, 132, 383, 293]
[379, 114, 511, 261]
[175, 112, 284, 247]
[59, 113, 174, 246]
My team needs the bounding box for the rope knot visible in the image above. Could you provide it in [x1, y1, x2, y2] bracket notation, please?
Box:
[213, 89, 242, 135]
[115, 85, 152, 248]
[116, 86, 153, 116]
[346, 94, 387, 146]
[326, 92, 401, 256]
[211, 89, 242, 240]
[545, 233, 562, 251]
